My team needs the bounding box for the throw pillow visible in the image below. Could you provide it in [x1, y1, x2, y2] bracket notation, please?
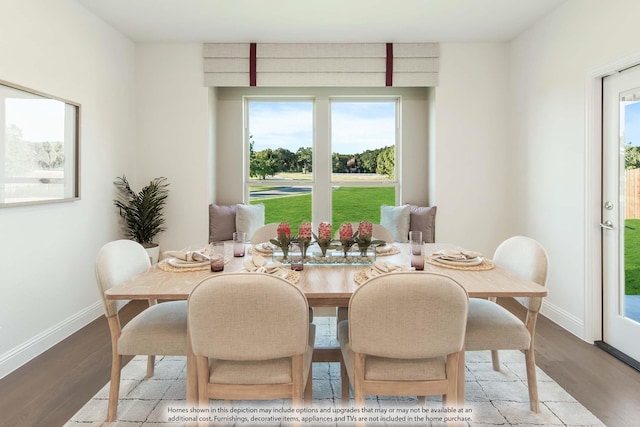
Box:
[410, 205, 437, 243]
[209, 204, 236, 242]
[380, 204, 411, 243]
[235, 204, 265, 240]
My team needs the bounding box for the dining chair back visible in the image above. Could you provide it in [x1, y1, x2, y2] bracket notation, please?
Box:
[493, 235, 549, 311]
[464, 235, 549, 413]
[250, 222, 279, 243]
[188, 272, 315, 406]
[338, 272, 468, 406]
[95, 240, 187, 421]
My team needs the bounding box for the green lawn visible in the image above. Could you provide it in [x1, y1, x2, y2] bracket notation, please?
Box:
[251, 186, 395, 234]
[625, 219, 640, 295]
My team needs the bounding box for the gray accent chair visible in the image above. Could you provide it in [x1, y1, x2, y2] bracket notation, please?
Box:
[464, 235, 549, 413]
[95, 240, 187, 422]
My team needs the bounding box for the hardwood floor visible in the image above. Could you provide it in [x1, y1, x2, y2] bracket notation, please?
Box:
[1, 300, 639, 427]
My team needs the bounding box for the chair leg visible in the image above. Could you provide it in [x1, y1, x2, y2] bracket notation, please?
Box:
[524, 348, 540, 412]
[354, 353, 366, 407]
[106, 354, 122, 422]
[146, 355, 156, 378]
[336, 307, 348, 339]
[457, 350, 465, 405]
[340, 361, 349, 404]
[491, 350, 500, 371]
[304, 368, 313, 404]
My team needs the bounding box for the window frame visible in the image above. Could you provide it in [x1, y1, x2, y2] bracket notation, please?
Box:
[242, 91, 403, 226]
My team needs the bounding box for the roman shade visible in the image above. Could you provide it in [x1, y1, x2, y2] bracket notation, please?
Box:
[203, 43, 439, 87]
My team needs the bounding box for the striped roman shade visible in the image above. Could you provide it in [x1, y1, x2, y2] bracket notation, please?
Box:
[203, 43, 439, 87]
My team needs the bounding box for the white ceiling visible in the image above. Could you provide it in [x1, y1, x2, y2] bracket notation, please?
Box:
[75, 0, 566, 44]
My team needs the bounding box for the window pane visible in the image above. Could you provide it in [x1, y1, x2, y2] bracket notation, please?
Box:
[248, 100, 313, 181]
[331, 101, 396, 181]
[331, 186, 396, 232]
[249, 185, 312, 225]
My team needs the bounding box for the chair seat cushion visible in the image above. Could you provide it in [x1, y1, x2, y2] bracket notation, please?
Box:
[464, 298, 531, 351]
[118, 301, 187, 355]
[338, 320, 445, 381]
[209, 324, 315, 385]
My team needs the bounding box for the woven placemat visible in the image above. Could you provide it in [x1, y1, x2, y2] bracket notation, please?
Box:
[285, 270, 300, 284]
[375, 244, 400, 257]
[426, 257, 495, 271]
[157, 257, 231, 273]
[353, 269, 371, 285]
[248, 247, 272, 257]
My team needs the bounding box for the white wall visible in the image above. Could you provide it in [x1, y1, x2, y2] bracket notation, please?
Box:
[135, 44, 210, 252]
[509, 0, 640, 338]
[0, 0, 136, 377]
[435, 43, 512, 257]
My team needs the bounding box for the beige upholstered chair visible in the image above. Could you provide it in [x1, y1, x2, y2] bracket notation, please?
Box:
[188, 273, 315, 407]
[95, 240, 187, 422]
[339, 272, 468, 406]
[465, 235, 549, 412]
[250, 222, 279, 243]
[333, 222, 395, 243]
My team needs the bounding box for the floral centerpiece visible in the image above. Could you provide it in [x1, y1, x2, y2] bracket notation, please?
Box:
[295, 221, 313, 259]
[354, 221, 385, 256]
[338, 222, 356, 258]
[270, 222, 292, 260]
[313, 221, 333, 257]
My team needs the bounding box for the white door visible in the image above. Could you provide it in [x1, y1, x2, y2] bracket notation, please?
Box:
[602, 65, 640, 362]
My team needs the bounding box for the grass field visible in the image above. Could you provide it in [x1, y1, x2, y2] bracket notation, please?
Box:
[625, 219, 640, 295]
[250, 186, 395, 234]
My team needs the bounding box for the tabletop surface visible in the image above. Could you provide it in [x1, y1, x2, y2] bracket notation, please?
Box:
[105, 242, 548, 307]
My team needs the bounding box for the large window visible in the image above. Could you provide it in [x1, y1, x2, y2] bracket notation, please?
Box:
[246, 95, 399, 232]
[0, 80, 80, 206]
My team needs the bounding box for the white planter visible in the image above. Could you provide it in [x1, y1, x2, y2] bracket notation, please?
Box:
[145, 244, 160, 265]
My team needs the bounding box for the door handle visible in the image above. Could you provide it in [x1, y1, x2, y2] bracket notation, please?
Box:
[600, 221, 614, 230]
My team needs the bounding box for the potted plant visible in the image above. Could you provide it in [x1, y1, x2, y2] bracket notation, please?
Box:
[113, 175, 169, 263]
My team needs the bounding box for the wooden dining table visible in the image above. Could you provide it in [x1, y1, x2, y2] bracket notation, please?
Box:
[105, 242, 548, 405]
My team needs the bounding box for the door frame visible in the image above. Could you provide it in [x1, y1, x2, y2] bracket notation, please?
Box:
[585, 50, 640, 343]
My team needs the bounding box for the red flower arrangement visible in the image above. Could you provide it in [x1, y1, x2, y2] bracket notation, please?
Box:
[313, 221, 333, 257]
[354, 220, 385, 256]
[270, 222, 292, 259]
[338, 222, 356, 257]
[296, 221, 313, 258]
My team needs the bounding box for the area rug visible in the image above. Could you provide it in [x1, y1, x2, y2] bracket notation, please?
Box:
[65, 317, 606, 426]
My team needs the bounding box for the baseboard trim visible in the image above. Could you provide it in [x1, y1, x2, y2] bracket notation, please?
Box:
[0, 301, 103, 380]
[595, 341, 640, 372]
[540, 301, 585, 340]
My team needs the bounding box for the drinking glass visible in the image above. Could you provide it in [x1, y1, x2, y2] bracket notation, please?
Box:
[233, 232, 247, 257]
[210, 242, 225, 272]
[409, 231, 424, 270]
[290, 242, 304, 271]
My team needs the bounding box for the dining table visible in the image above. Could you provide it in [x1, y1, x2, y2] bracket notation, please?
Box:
[104, 241, 548, 406]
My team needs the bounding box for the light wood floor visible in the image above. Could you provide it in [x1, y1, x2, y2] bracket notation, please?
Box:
[1, 300, 639, 427]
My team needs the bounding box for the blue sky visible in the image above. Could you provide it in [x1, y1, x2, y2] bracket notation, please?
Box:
[625, 101, 640, 146]
[248, 100, 396, 154]
[5, 98, 65, 142]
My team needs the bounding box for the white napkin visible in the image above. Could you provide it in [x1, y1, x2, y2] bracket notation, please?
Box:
[368, 261, 413, 276]
[163, 249, 210, 262]
[243, 255, 287, 277]
[432, 249, 482, 261]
